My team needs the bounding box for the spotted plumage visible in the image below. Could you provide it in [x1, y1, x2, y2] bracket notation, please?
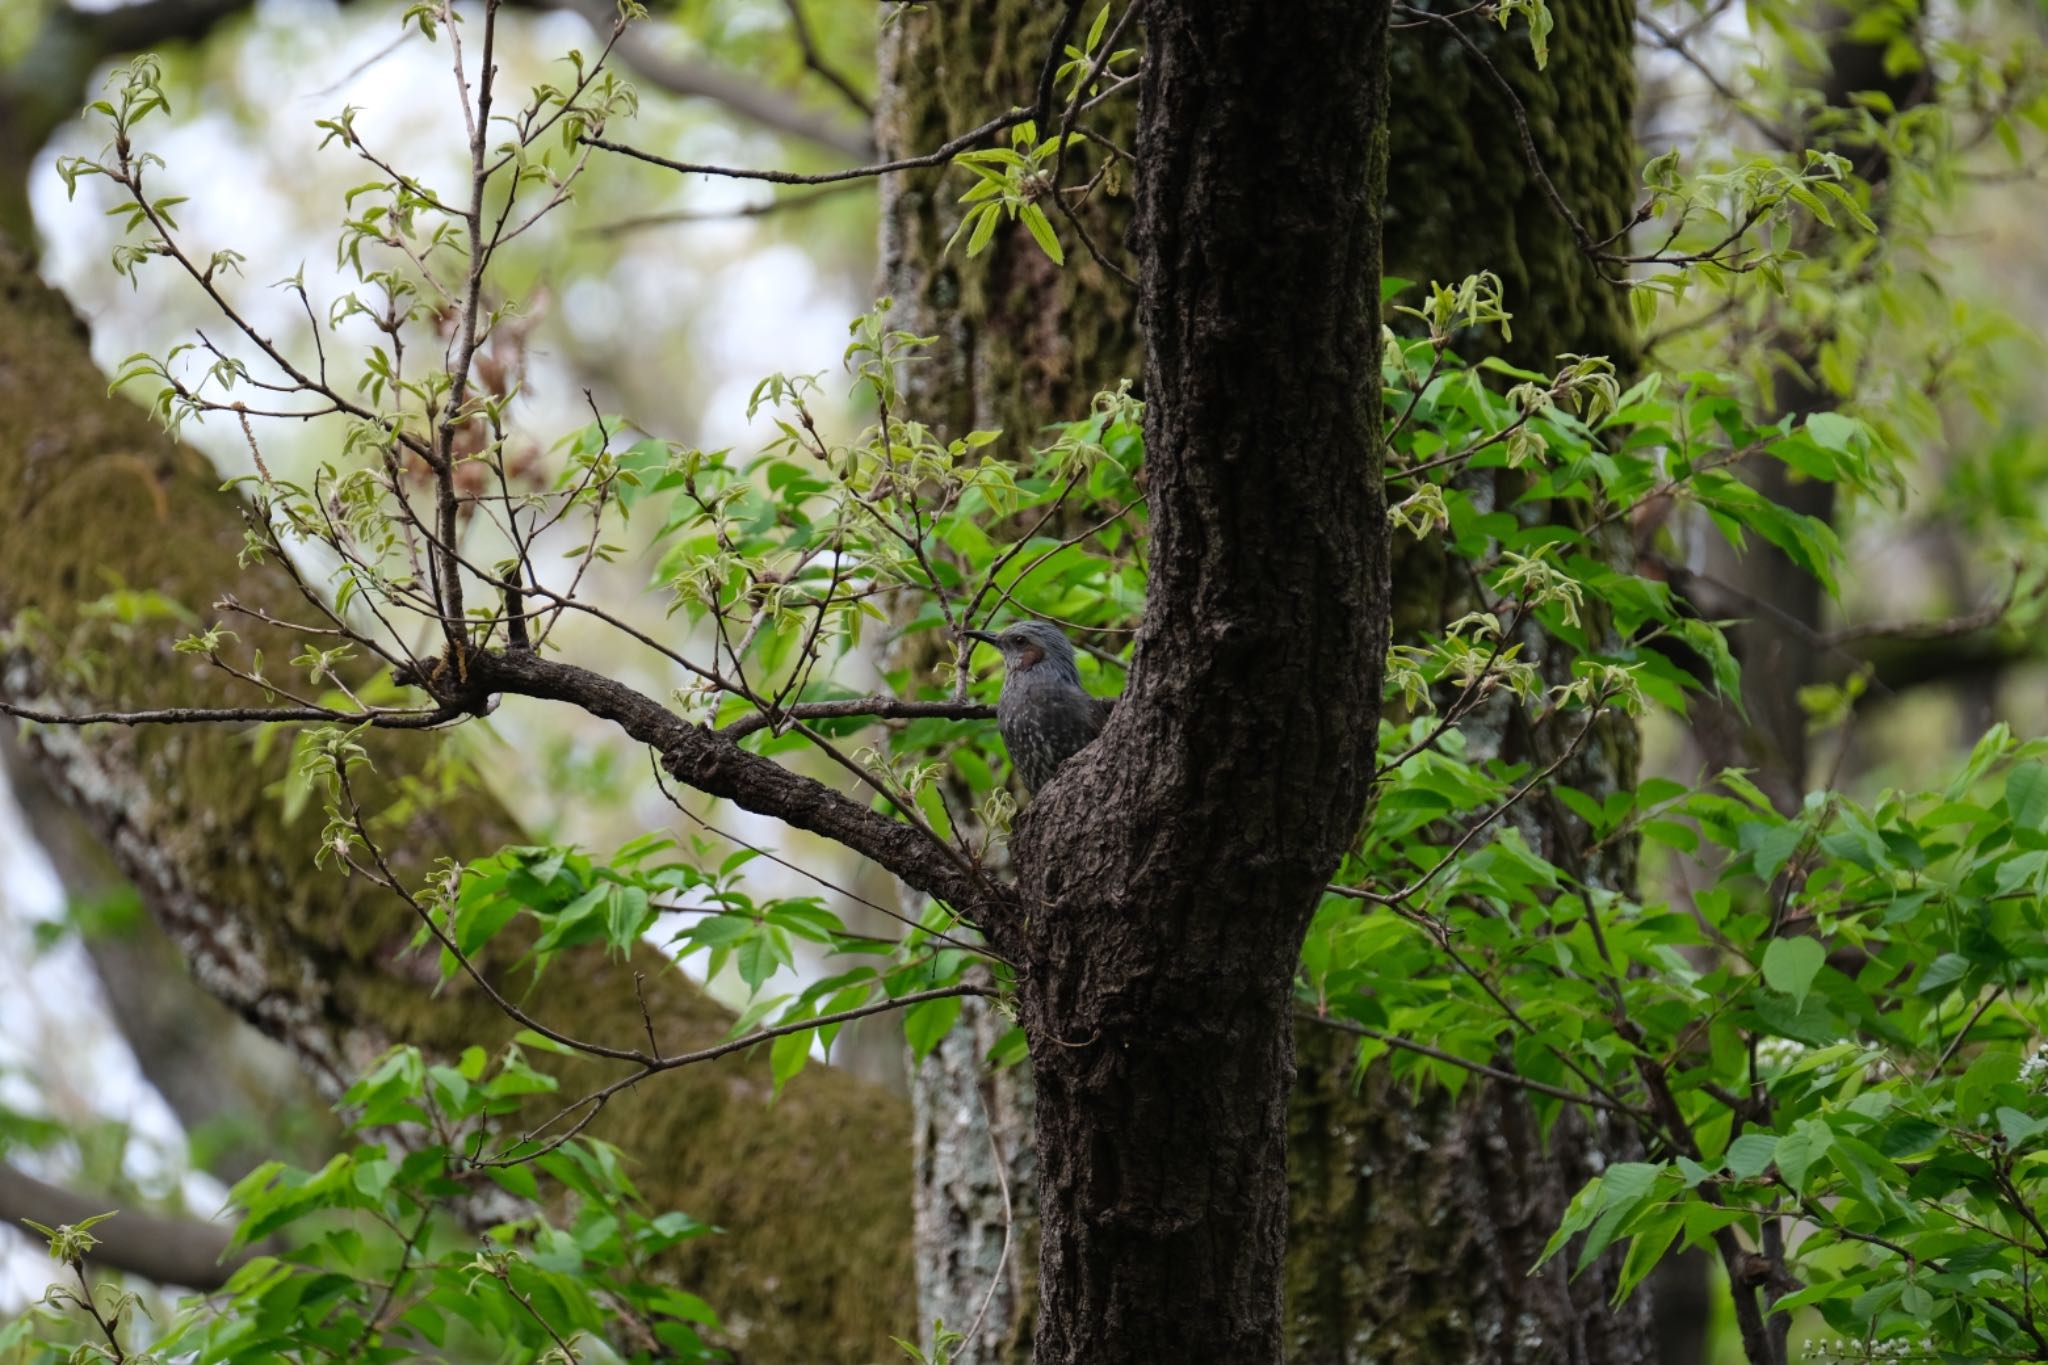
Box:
[964, 621, 1114, 795]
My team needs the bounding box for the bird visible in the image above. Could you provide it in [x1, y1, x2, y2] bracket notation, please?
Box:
[963, 621, 1114, 795]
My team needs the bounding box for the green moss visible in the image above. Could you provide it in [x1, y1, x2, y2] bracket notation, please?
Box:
[1385, 0, 1637, 369]
[877, 0, 1141, 440]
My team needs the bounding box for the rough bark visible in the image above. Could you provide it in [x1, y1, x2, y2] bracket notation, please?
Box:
[994, 5, 1390, 1360]
[0, 241, 913, 1363]
[875, 2, 1142, 1353]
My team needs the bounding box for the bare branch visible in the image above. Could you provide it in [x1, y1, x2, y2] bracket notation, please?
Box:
[583, 107, 1033, 187]
[476, 982, 990, 1166]
[1, 699, 457, 728]
[586, 182, 861, 237]
[780, 0, 873, 119]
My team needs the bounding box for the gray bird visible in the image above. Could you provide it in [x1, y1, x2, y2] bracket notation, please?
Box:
[963, 621, 1114, 795]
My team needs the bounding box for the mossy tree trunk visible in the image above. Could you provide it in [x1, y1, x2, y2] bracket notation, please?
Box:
[0, 241, 914, 1364]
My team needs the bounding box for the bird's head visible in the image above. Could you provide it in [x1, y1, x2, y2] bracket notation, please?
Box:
[963, 620, 1082, 684]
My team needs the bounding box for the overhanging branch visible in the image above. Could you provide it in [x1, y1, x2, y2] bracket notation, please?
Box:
[477, 650, 1004, 917]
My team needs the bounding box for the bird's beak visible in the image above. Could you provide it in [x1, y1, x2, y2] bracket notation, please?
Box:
[961, 630, 1001, 648]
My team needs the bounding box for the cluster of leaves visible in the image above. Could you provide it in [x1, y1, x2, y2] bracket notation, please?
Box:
[4, 1042, 723, 1362]
[1313, 710, 2048, 1357]
[434, 837, 988, 1086]
[1266, 277, 2048, 1356]
[642, 303, 1143, 779]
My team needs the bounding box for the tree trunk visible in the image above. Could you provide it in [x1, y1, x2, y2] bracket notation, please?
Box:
[0, 239, 913, 1364]
[1001, 5, 1391, 1360]
[876, 2, 1142, 1354]
[876, 1, 1662, 1359]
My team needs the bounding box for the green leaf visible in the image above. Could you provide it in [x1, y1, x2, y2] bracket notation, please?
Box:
[1775, 1119, 1831, 1192]
[1019, 202, 1065, 265]
[2007, 763, 2048, 831]
[736, 930, 787, 993]
[966, 203, 1000, 257]
[771, 1022, 813, 1095]
[1761, 936, 1826, 1009]
[1997, 1106, 2047, 1147]
[1724, 1133, 1778, 1180]
[903, 995, 964, 1062]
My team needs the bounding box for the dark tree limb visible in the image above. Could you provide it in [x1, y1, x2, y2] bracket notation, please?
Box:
[719, 694, 994, 739]
[474, 650, 1006, 918]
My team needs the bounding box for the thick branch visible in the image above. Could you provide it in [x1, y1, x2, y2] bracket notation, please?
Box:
[476, 650, 1003, 916]
[0, 1165, 257, 1290]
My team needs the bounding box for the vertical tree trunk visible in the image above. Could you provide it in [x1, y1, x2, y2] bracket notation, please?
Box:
[1007, 4, 1391, 1360]
[877, 2, 1663, 1360]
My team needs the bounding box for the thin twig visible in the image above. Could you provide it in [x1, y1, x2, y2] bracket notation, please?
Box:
[587, 182, 861, 237]
[1338, 702, 1609, 906]
[472, 982, 991, 1166]
[780, 0, 872, 117]
[958, 1078, 1017, 1355]
[1298, 1010, 1638, 1115]
[647, 755, 1011, 966]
